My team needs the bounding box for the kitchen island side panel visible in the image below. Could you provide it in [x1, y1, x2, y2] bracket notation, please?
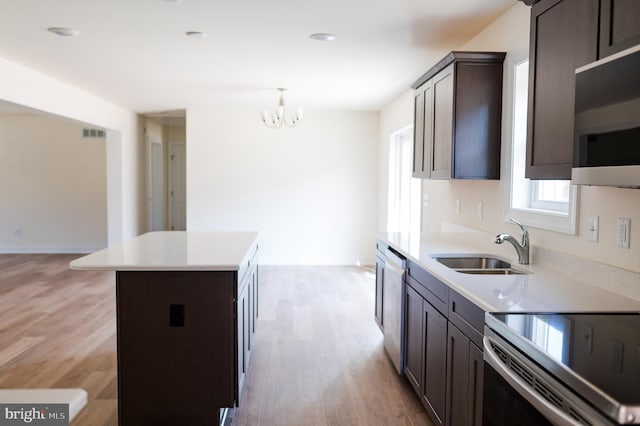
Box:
[116, 270, 236, 425]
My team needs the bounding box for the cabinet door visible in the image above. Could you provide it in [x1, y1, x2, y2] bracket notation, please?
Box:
[413, 89, 426, 177]
[430, 64, 454, 179]
[375, 256, 384, 329]
[446, 323, 470, 426]
[252, 265, 258, 332]
[423, 301, 447, 426]
[526, 0, 599, 179]
[404, 284, 424, 395]
[236, 278, 250, 403]
[600, 0, 640, 58]
[468, 343, 484, 426]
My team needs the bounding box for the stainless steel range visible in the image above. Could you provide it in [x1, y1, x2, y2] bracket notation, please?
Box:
[483, 312, 640, 425]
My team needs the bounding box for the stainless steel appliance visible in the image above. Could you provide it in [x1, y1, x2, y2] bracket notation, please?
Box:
[572, 44, 640, 188]
[484, 312, 640, 425]
[383, 247, 406, 374]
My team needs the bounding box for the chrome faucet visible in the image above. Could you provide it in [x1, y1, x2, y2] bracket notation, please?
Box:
[494, 218, 529, 265]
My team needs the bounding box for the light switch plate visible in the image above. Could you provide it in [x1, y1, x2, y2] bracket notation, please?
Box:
[617, 218, 631, 249]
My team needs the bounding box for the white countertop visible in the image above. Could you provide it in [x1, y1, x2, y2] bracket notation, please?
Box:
[70, 231, 259, 271]
[377, 231, 640, 313]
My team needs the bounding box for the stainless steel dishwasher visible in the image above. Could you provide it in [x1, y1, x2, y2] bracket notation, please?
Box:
[383, 247, 406, 374]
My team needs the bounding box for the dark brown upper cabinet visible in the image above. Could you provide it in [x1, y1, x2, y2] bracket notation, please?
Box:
[523, 0, 640, 180]
[412, 52, 505, 180]
[525, 0, 599, 180]
[600, 0, 640, 58]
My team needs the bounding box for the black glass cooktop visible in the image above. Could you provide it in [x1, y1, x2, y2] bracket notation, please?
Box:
[490, 312, 640, 405]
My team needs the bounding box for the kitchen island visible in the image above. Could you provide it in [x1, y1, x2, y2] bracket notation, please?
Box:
[70, 231, 260, 426]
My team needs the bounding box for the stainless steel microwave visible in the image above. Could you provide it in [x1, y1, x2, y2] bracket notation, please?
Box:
[572, 45, 640, 188]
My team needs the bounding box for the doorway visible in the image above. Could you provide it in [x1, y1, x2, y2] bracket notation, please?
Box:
[168, 141, 186, 230]
[387, 126, 421, 232]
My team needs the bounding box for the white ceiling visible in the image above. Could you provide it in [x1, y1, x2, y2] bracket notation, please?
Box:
[0, 0, 515, 114]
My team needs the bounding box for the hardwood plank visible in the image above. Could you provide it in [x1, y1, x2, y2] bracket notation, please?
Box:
[0, 254, 116, 425]
[232, 266, 432, 426]
[0, 256, 431, 426]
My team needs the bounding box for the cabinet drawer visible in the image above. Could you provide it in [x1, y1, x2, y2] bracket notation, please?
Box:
[406, 260, 448, 315]
[448, 290, 484, 348]
[376, 240, 388, 255]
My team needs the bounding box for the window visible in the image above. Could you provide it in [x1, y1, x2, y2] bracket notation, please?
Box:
[387, 126, 421, 232]
[504, 55, 578, 234]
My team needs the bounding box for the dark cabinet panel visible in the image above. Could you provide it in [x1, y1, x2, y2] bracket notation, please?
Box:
[375, 256, 384, 330]
[413, 90, 427, 177]
[526, 0, 599, 179]
[423, 300, 448, 426]
[454, 62, 503, 179]
[600, 0, 640, 58]
[449, 289, 484, 348]
[116, 271, 236, 423]
[447, 324, 470, 426]
[404, 284, 424, 394]
[468, 343, 484, 426]
[412, 52, 505, 180]
[431, 65, 454, 179]
[237, 271, 251, 401]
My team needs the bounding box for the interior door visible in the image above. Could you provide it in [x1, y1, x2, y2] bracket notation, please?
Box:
[169, 142, 186, 231]
[149, 141, 164, 231]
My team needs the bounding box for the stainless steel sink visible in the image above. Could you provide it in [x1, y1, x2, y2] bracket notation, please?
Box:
[433, 255, 527, 275]
[434, 256, 511, 269]
[455, 268, 524, 275]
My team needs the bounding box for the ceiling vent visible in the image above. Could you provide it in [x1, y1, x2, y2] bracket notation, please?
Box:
[82, 128, 106, 138]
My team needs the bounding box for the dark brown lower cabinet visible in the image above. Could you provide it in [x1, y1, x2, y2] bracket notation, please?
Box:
[404, 284, 447, 425]
[423, 301, 448, 425]
[400, 257, 485, 426]
[238, 261, 259, 403]
[237, 270, 250, 397]
[404, 284, 423, 394]
[116, 261, 259, 425]
[446, 324, 484, 426]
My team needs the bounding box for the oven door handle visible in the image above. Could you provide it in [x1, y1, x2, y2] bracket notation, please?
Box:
[483, 336, 582, 426]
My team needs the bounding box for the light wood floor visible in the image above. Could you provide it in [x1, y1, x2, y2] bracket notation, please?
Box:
[0, 255, 431, 426]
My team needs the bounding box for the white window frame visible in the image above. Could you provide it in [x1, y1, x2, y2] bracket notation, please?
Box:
[502, 51, 579, 235]
[387, 125, 421, 233]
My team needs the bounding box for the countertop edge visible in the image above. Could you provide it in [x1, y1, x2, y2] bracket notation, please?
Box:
[376, 231, 640, 313]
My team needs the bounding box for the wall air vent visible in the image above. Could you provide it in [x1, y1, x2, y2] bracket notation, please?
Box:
[82, 128, 106, 138]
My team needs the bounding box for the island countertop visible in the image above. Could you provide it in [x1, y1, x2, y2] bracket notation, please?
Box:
[69, 231, 260, 271]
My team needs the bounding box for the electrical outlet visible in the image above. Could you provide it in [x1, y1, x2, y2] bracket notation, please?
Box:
[13, 227, 22, 237]
[477, 201, 484, 219]
[617, 218, 631, 249]
[587, 216, 599, 242]
[456, 199, 461, 215]
[423, 193, 430, 208]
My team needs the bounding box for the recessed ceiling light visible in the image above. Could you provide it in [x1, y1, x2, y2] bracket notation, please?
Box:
[310, 33, 336, 42]
[186, 31, 207, 39]
[161, 0, 182, 3]
[47, 27, 79, 37]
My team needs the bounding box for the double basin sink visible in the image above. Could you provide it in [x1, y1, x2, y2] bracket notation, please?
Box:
[433, 255, 527, 275]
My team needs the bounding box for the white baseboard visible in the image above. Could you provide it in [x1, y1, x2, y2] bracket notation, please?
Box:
[0, 244, 104, 254]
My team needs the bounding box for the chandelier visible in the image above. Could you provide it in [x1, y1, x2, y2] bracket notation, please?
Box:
[261, 88, 303, 129]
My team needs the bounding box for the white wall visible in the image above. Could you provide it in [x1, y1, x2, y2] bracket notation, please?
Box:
[0, 56, 143, 244]
[379, 3, 640, 273]
[187, 107, 378, 265]
[0, 115, 107, 252]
